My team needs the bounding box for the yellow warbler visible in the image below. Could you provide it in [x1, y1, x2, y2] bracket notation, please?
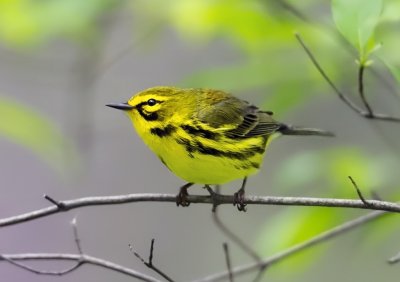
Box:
[107, 86, 333, 210]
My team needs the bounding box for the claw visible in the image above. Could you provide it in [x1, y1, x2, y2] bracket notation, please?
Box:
[176, 183, 193, 207]
[233, 177, 247, 212]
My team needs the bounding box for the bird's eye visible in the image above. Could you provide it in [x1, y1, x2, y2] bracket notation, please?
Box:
[147, 99, 157, 106]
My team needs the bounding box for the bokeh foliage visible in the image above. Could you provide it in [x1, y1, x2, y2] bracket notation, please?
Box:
[0, 97, 79, 173]
[0, 0, 399, 278]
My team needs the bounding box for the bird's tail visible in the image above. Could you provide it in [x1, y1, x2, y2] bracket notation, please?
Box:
[278, 124, 334, 137]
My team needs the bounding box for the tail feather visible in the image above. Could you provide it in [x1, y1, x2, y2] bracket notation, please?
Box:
[278, 124, 334, 137]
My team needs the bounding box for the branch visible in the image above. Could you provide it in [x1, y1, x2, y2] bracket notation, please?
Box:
[0, 253, 161, 282]
[0, 216, 160, 281]
[222, 243, 234, 282]
[211, 186, 267, 281]
[193, 210, 388, 282]
[2, 193, 400, 227]
[295, 32, 400, 122]
[1, 210, 394, 282]
[211, 200, 267, 281]
[348, 176, 371, 206]
[358, 64, 374, 117]
[129, 239, 175, 282]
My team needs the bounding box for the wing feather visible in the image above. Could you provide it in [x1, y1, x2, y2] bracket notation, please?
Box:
[197, 93, 281, 138]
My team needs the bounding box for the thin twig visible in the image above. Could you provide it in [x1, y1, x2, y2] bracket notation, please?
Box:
[276, 0, 309, 22]
[193, 210, 388, 282]
[272, 0, 400, 104]
[0, 253, 160, 282]
[71, 217, 83, 254]
[348, 176, 370, 206]
[0, 254, 82, 276]
[358, 64, 374, 116]
[251, 267, 267, 282]
[0, 217, 87, 276]
[1, 214, 157, 281]
[212, 207, 261, 263]
[294, 32, 361, 112]
[43, 194, 67, 210]
[2, 193, 400, 228]
[223, 243, 234, 282]
[295, 32, 400, 122]
[129, 239, 175, 282]
[211, 187, 267, 282]
[212, 204, 267, 281]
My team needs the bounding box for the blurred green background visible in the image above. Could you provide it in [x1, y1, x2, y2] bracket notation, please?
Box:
[0, 0, 399, 281]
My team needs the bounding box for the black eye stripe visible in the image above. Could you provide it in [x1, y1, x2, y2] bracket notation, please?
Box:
[134, 99, 165, 122]
[134, 99, 163, 108]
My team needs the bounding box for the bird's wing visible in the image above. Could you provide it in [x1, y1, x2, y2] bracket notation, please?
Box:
[197, 96, 281, 138]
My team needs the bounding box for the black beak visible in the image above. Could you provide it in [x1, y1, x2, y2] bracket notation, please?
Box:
[106, 102, 134, 111]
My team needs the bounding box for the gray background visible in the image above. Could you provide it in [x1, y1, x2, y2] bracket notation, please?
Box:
[1, 6, 399, 282]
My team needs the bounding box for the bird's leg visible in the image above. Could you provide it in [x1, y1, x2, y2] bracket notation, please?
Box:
[176, 183, 193, 207]
[233, 177, 247, 212]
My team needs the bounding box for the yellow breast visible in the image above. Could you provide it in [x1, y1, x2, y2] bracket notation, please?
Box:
[129, 112, 269, 184]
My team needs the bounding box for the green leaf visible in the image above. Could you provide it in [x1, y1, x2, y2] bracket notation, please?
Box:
[380, 0, 400, 22]
[0, 0, 119, 47]
[0, 97, 79, 174]
[134, 0, 296, 53]
[332, 0, 383, 62]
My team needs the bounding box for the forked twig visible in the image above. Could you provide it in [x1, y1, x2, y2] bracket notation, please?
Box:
[212, 209, 260, 262]
[129, 239, 175, 282]
[0, 218, 85, 276]
[211, 189, 268, 281]
[0, 218, 125, 276]
[193, 210, 388, 282]
[0, 253, 160, 282]
[295, 32, 400, 122]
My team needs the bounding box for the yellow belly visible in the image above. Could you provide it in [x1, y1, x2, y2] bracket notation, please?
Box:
[143, 131, 268, 184]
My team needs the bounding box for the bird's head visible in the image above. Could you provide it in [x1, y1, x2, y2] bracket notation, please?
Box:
[107, 86, 197, 128]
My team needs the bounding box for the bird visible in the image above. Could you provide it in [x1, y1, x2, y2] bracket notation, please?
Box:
[107, 86, 333, 211]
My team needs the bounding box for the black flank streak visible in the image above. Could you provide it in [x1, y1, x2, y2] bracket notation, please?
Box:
[159, 156, 166, 165]
[175, 138, 195, 158]
[194, 140, 264, 159]
[234, 162, 260, 170]
[181, 124, 220, 140]
[175, 136, 266, 160]
[250, 162, 260, 169]
[150, 125, 176, 138]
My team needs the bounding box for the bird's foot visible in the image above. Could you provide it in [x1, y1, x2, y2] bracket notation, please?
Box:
[176, 183, 193, 207]
[233, 187, 247, 212]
